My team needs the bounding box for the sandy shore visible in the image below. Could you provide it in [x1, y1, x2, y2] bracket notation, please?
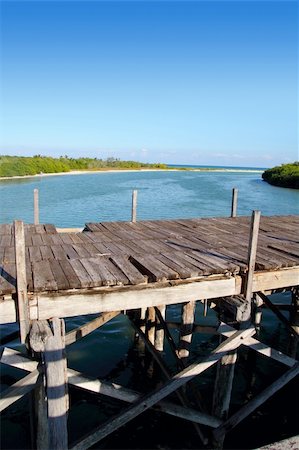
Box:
[0, 167, 264, 181]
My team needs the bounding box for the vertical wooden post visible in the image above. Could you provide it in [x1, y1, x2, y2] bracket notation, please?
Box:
[203, 299, 208, 317]
[253, 293, 264, 332]
[245, 210, 261, 303]
[34, 188, 39, 225]
[289, 288, 299, 358]
[30, 319, 69, 450]
[212, 348, 237, 419]
[155, 305, 166, 352]
[231, 188, 238, 218]
[137, 307, 146, 356]
[146, 307, 156, 346]
[131, 189, 137, 222]
[14, 220, 30, 344]
[34, 378, 49, 450]
[178, 301, 195, 365]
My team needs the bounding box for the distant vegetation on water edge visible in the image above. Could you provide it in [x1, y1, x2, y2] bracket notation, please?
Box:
[262, 162, 299, 189]
[0, 155, 167, 177]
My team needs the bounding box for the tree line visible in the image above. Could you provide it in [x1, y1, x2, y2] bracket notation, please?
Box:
[0, 155, 167, 177]
[262, 162, 299, 189]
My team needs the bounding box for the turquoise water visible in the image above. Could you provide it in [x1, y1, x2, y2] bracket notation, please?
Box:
[0, 170, 298, 226]
[0, 170, 298, 449]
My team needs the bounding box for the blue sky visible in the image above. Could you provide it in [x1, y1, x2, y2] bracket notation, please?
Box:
[0, 1, 298, 167]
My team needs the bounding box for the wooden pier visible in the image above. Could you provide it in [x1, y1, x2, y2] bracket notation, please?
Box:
[0, 213, 298, 449]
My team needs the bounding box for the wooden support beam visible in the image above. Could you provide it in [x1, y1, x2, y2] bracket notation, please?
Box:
[212, 346, 237, 448]
[154, 305, 166, 352]
[14, 220, 30, 343]
[131, 189, 137, 222]
[289, 288, 299, 357]
[231, 188, 238, 218]
[245, 210, 261, 303]
[218, 296, 251, 323]
[0, 369, 41, 412]
[178, 301, 195, 364]
[70, 327, 255, 450]
[129, 318, 207, 444]
[258, 292, 299, 336]
[218, 322, 298, 368]
[0, 347, 222, 429]
[212, 349, 237, 420]
[30, 319, 69, 450]
[34, 188, 39, 225]
[145, 306, 156, 346]
[253, 293, 264, 331]
[3, 269, 299, 325]
[65, 311, 120, 346]
[213, 362, 299, 442]
[154, 305, 209, 413]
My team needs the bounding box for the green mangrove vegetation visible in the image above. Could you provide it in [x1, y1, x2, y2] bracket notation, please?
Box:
[262, 162, 299, 189]
[0, 155, 167, 177]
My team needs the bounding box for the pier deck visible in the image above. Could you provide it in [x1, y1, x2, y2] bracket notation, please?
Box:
[1, 214, 299, 450]
[0, 215, 298, 324]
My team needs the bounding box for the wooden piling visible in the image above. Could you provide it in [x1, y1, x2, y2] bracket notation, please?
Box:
[154, 305, 166, 352]
[231, 188, 238, 218]
[178, 301, 195, 364]
[146, 306, 156, 346]
[30, 319, 69, 450]
[245, 210, 261, 304]
[14, 220, 30, 344]
[253, 293, 264, 332]
[34, 188, 39, 225]
[131, 189, 137, 222]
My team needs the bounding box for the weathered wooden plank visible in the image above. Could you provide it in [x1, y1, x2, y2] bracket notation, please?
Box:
[68, 259, 93, 288]
[31, 234, 44, 247]
[0, 224, 12, 235]
[28, 246, 42, 263]
[0, 234, 13, 247]
[78, 258, 103, 286]
[44, 224, 57, 234]
[130, 254, 179, 282]
[33, 276, 239, 319]
[71, 244, 92, 258]
[58, 260, 82, 289]
[32, 260, 58, 292]
[62, 244, 80, 259]
[110, 255, 147, 285]
[49, 259, 71, 290]
[154, 253, 193, 279]
[40, 245, 54, 260]
[59, 233, 74, 245]
[95, 257, 130, 285]
[3, 246, 15, 263]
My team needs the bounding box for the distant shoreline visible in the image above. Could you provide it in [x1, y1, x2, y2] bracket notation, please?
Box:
[0, 167, 264, 180]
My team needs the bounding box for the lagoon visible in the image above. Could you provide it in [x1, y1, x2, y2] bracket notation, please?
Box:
[1, 168, 299, 450]
[0, 169, 298, 226]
